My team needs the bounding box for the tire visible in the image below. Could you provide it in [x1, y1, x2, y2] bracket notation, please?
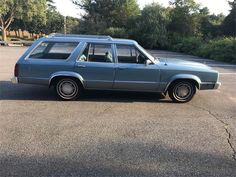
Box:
[168, 81, 196, 103]
[55, 78, 82, 100]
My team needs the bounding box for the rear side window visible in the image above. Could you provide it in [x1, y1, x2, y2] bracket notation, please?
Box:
[78, 43, 113, 63]
[29, 42, 79, 60]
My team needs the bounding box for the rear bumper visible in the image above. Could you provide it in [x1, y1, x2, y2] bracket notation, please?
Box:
[200, 82, 221, 90]
[11, 77, 18, 84]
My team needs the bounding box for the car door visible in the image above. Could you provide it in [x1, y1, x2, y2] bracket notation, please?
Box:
[113, 44, 160, 91]
[75, 43, 116, 89]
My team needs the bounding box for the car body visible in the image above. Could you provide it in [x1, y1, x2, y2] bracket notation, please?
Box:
[0, 40, 7, 46]
[11, 34, 221, 102]
[8, 38, 24, 46]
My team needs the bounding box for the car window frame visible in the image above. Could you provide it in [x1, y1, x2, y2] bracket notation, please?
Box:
[77, 42, 115, 64]
[115, 44, 150, 65]
[26, 41, 80, 61]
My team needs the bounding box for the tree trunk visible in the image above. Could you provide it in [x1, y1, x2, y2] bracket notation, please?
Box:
[14, 30, 18, 37]
[18, 29, 22, 38]
[2, 28, 7, 41]
[22, 30, 24, 38]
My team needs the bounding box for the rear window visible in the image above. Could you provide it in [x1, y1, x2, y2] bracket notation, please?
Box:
[29, 41, 79, 60]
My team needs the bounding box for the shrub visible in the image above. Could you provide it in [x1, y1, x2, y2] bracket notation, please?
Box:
[172, 37, 203, 55]
[170, 37, 236, 63]
[198, 37, 236, 62]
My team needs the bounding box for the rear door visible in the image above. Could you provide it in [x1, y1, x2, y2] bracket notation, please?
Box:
[75, 43, 116, 89]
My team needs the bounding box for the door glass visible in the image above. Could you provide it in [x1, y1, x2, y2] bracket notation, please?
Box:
[117, 45, 147, 64]
[78, 43, 113, 63]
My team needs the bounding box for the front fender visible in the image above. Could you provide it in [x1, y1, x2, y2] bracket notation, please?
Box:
[49, 71, 85, 87]
[164, 74, 201, 92]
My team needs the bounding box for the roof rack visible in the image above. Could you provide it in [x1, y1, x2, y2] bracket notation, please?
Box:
[48, 33, 113, 40]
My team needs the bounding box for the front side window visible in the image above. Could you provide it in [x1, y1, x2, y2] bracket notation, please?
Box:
[78, 43, 113, 63]
[29, 41, 79, 60]
[116, 45, 148, 64]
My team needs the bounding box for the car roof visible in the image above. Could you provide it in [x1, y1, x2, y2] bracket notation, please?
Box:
[45, 33, 137, 45]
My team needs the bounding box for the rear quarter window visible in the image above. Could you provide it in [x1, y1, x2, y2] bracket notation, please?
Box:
[28, 41, 79, 60]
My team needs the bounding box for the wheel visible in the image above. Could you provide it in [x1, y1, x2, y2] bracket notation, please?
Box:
[55, 78, 82, 100]
[168, 81, 196, 103]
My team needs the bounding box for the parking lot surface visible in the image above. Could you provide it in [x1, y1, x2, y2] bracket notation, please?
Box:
[0, 47, 236, 177]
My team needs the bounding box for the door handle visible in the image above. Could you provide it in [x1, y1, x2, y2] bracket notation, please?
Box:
[78, 65, 86, 68]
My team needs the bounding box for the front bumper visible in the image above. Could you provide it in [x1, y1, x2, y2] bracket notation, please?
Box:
[200, 82, 221, 90]
[11, 77, 18, 84]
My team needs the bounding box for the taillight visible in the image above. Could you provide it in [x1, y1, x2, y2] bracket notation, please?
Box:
[14, 64, 19, 77]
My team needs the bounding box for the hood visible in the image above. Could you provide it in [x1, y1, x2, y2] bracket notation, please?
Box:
[158, 58, 211, 70]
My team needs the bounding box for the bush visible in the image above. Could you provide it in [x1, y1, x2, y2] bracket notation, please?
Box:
[170, 37, 236, 63]
[198, 37, 236, 63]
[172, 37, 203, 55]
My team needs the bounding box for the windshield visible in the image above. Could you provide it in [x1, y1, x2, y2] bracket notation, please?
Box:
[136, 43, 159, 63]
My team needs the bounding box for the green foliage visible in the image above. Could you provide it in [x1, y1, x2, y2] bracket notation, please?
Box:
[221, 0, 236, 36]
[168, 0, 199, 36]
[74, 0, 140, 34]
[171, 37, 236, 63]
[104, 27, 128, 38]
[198, 38, 236, 62]
[128, 3, 169, 49]
[172, 37, 203, 55]
[0, 0, 47, 41]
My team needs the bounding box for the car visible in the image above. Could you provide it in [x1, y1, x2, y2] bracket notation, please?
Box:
[8, 38, 24, 46]
[0, 40, 7, 46]
[11, 34, 221, 103]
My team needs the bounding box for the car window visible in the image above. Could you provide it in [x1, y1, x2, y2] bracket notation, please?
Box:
[29, 42, 79, 60]
[116, 45, 148, 64]
[78, 43, 113, 63]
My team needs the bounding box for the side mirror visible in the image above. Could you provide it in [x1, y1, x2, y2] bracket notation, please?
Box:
[145, 59, 153, 66]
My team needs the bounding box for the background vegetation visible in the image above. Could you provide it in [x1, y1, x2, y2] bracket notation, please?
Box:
[0, 0, 235, 62]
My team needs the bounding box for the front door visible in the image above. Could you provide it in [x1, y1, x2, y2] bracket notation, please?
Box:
[75, 43, 115, 89]
[113, 44, 160, 91]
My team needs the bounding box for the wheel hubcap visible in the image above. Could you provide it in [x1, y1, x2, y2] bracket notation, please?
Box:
[57, 80, 78, 99]
[174, 83, 192, 100]
[61, 83, 74, 95]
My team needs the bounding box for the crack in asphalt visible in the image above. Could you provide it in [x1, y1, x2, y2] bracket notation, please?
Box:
[189, 104, 236, 161]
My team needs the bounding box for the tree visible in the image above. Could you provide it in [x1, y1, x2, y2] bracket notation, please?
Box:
[168, 0, 200, 37]
[42, 10, 64, 34]
[73, 0, 140, 34]
[222, 0, 236, 36]
[197, 7, 225, 39]
[0, 0, 47, 41]
[128, 3, 169, 49]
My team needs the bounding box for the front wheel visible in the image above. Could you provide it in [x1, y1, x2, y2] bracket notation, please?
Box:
[168, 81, 196, 103]
[55, 78, 82, 100]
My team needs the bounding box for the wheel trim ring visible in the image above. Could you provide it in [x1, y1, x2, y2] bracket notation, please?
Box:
[57, 80, 78, 99]
[174, 83, 192, 100]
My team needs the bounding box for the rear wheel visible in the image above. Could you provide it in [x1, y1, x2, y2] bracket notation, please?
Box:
[168, 81, 196, 103]
[55, 78, 82, 100]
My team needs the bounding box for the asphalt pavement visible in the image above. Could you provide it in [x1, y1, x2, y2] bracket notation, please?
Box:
[0, 47, 236, 177]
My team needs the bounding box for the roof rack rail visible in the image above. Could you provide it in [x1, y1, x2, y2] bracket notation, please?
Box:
[48, 33, 113, 40]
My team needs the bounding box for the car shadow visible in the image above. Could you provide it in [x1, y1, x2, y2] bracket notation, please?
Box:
[0, 81, 172, 103]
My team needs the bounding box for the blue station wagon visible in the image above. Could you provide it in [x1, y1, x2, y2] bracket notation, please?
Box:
[11, 34, 221, 103]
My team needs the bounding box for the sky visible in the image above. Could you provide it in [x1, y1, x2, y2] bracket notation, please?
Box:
[54, 0, 231, 18]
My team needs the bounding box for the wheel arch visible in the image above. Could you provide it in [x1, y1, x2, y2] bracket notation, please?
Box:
[49, 71, 85, 88]
[164, 74, 201, 92]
